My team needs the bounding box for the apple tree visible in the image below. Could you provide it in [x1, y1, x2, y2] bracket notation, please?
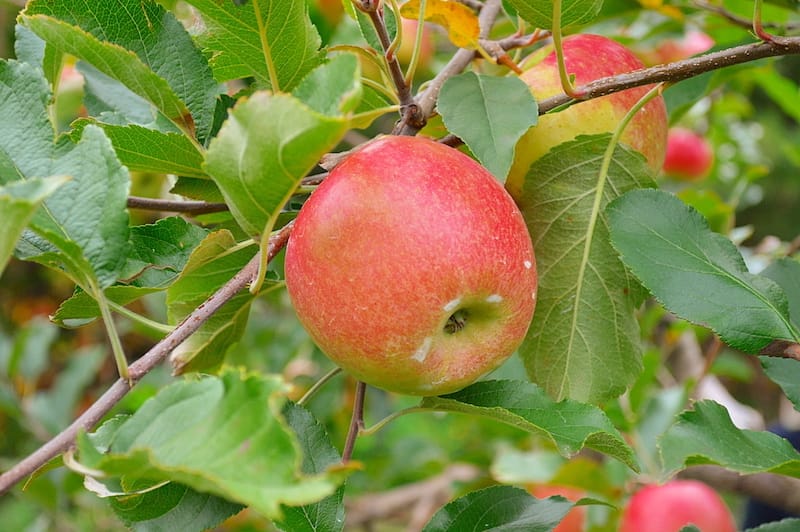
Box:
[1, 0, 800, 530]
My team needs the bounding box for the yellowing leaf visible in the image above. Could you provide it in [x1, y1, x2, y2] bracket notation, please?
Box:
[400, 0, 479, 49]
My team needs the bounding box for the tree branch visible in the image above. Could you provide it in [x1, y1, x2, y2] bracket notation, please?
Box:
[0, 221, 295, 496]
[537, 37, 800, 114]
[397, 0, 504, 136]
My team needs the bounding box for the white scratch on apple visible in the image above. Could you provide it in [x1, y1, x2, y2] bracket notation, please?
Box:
[412, 336, 433, 362]
[524, 260, 533, 269]
[486, 294, 503, 303]
[443, 297, 461, 313]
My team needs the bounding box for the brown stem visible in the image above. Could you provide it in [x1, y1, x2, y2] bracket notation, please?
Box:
[342, 381, 367, 462]
[397, 0, 504, 136]
[127, 196, 228, 214]
[356, 1, 421, 130]
[0, 221, 295, 496]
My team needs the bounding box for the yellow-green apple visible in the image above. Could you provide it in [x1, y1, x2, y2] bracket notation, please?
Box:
[507, 34, 668, 199]
[285, 135, 537, 395]
[620, 480, 736, 532]
[662, 127, 714, 181]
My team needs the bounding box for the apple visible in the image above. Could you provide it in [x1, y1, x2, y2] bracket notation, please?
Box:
[507, 34, 668, 199]
[642, 31, 715, 66]
[528, 484, 585, 532]
[397, 18, 434, 70]
[662, 127, 714, 181]
[620, 480, 737, 532]
[285, 135, 538, 395]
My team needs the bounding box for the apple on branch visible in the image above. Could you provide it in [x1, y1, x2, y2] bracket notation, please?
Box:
[507, 34, 668, 200]
[662, 127, 715, 181]
[285, 136, 538, 395]
[620, 480, 737, 532]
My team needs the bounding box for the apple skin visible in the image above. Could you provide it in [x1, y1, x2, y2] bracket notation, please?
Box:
[528, 485, 585, 532]
[662, 127, 714, 181]
[620, 480, 737, 532]
[507, 34, 668, 199]
[284, 136, 537, 396]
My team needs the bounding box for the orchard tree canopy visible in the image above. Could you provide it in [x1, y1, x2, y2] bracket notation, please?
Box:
[1, 0, 800, 530]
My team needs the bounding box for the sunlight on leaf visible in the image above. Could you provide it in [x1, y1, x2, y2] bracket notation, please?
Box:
[400, 0, 480, 49]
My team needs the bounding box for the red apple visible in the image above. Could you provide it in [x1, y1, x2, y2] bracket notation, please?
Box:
[529, 485, 586, 532]
[507, 34, 668, 199]
[285, 136, 538, 395]
[620, 480, 737, 532]
[662, 127, 714, 181]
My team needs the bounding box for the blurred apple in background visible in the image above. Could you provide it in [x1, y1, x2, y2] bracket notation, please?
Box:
[620, 480, 736, 532]
[662, 127, 714, 181]
[507, 34, 668, 199]
[639, 30, 715, 66]
[397, 18, 434, 70]
[528, 484, 585, 532]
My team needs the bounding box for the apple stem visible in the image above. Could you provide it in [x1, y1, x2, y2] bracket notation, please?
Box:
[551, 0, 585, 100]
[444, 309, 468, 334]
[342, 381, 368, 462]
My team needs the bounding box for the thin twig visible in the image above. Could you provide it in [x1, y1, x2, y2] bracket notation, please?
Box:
[0, 221, 295, 496]
[342, 381, 367, 462]
[536, 37, 800, 114]
[397, 0, 505, 136]
[127, 196, 229, 214]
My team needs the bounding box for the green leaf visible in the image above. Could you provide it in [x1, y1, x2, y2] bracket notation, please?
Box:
[74, 120, 206, 178]
[166, 230, 258, 374]
[607, 189, 800, 352]
[28, 347, 105, 435]
[762, 258, 800, 329]
[52, 217, 209, 325]
[23, 0, 220, 139]
[438, 72, 538, 181]
[760, 357, 800, 412]
[344, 0, 397, 54]
[205, 92, 349, 238]
[659, 400, 800, 479]
[275, 403, 345, 532]
[0, 177, 69, 277]
[421, 380, 638, 470]
[422, 485, 572, 532]
[293, 54, 363, 116]
[505, 0, 603, 29]
[183, 0, 324, 92]
[516, 135, 655, 403]
[21, 14, 190, 134]
[746, 519, 800, 532]
[110, 482, 243, 532]
[78, 62, 177, 131]
[0, 60, 54, 180]
[72, 370, 349, 519]
[26, 125, 131, 290]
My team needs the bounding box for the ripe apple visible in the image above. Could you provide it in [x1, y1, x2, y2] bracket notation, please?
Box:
[620, 480, 737, 532]
[507, 34, 668, 199]
[662, 127, 714, 181]
[528, 484, 585, 532]
[285, 136, 538, 395]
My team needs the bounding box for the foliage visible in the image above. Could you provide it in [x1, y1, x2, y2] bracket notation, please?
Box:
[1, 0, 800, 530]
